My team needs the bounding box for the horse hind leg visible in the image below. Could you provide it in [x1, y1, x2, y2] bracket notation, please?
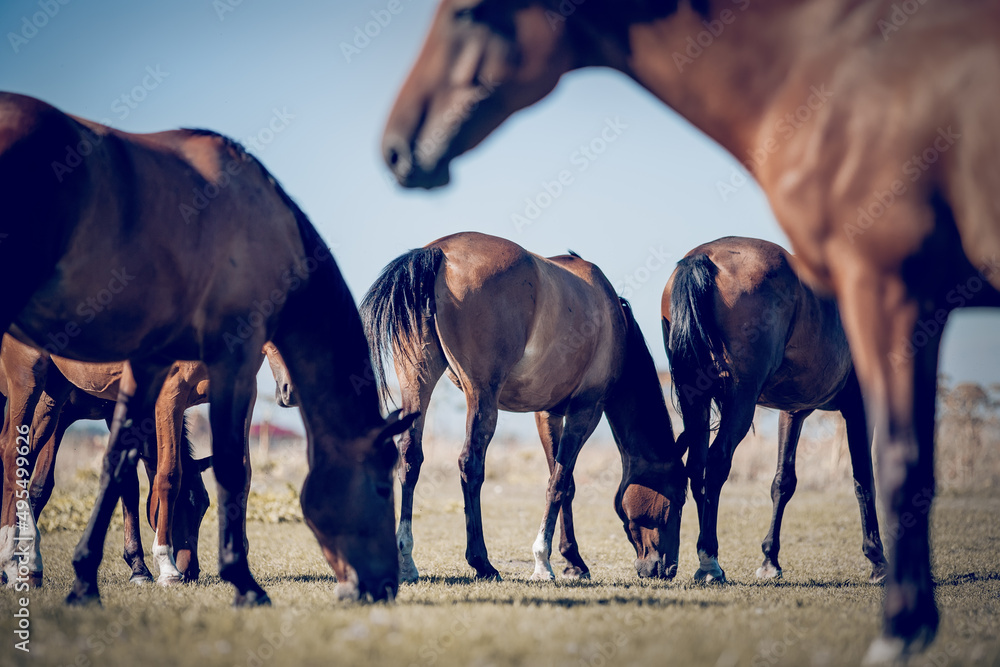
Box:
[839, 376, 887, 583]
[531, 403, 602, 581]
[394, 340, 446, 584]
[757, 409, 810, 580]
[149, 366, 190, 586]
[694, 388, 757, 585]
[459, 391, 501, 580]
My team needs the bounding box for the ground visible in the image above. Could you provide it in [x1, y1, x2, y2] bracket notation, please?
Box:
[3, 439, 999, 667]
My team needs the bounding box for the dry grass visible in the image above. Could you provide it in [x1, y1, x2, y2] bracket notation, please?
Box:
[7, 422, 1000, 667]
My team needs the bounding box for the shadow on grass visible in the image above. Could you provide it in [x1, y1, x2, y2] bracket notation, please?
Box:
[403, 594, 726, 609]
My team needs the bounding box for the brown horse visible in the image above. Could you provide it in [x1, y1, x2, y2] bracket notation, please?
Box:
[361, 232, 686, 582]
[0, 92, 414, 605]
[0, 335, 290, 587]
[661, 236, 887, 585]
[382, 1, 1000, 656]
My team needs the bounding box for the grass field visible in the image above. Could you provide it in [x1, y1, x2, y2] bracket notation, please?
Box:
[4, 436, 1000, 667]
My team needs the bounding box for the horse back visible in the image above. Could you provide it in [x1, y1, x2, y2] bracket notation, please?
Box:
[6, 101, 307, 363]
[429, 232, 623, 412]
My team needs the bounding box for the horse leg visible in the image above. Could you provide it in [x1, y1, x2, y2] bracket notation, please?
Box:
[67, 361, 169, 605]
[0, 360, 47, 587]
[831, 269, 940, 661]
[757, 409, 810, 580]
[394, 345, 445, 584]
[207, 358, 269, 606]
[531, 403, 602, 581]
[120, 442, 153, 585]
[149, 366, 189, 586]
[839, 373, 888, 583]
[694, 389, 757, 584]
[459, 392, 500, 580]
[675, 389, 711, 573]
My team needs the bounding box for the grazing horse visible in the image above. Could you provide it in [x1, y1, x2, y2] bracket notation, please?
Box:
[381, 1, 1000, 656]
[0, 92, 414, 605]
[0, 336, 290, 587]
[361, 232, 686, 582]
[661, 236, 887, 585]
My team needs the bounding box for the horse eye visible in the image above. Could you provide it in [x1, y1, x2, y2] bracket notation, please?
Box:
[454, 7, 475, 23]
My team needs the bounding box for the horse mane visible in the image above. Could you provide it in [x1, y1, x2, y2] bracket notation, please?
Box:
[567, 249, 582, 259]
[604, 297, 678, 460]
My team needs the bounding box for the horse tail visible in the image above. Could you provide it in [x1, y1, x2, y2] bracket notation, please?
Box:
[360, 246, 445, 410]
[667, 254, 729, 407]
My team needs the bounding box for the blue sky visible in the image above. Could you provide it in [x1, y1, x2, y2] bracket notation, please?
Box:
[2, 0, 996, 432]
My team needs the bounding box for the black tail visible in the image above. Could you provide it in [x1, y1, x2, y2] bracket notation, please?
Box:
[359, 247, 445, 409]
[667, 254, 729, 407]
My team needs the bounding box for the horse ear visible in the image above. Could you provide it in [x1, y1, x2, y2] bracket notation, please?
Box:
[381, 410, 420, 440]
[194, 456, 213, 473]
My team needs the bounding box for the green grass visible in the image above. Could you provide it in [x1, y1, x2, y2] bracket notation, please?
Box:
[4, 447, 1000, 667]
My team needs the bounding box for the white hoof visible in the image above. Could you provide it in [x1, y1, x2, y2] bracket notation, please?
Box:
[861, 636, 908, 666]
[755, 563, 782, 580]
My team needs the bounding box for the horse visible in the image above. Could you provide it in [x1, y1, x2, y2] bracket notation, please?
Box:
[0, 91, 415, 605]
[0, 335, 290, 587]
[361, 231, 686, 582]
[381, 1, 1000, 656]
[661, 236, 887, 585]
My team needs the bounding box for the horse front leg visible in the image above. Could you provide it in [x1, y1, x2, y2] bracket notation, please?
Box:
[839, 372, 888, 584]
[207, 357, 268, 606]
[694, 390, 756, 584]
[149, 365, 189, 586]
[757, 409, 810, 580]
[67, 361, 169, 606]
[459, 393, 500, 580]
[831, 270, 940, 663]
[531, 405, 601, 581]
[120, 450, 153, 584]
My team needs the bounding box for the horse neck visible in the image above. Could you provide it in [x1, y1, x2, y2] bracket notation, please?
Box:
[577, 0, 854, 159]
[275, 258, 384, 463]
[602, 321, 681, 466]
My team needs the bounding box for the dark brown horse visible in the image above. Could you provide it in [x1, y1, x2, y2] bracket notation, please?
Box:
[0, 92, 414, 605]
[0, 335, 290, 587]
[361, 232, 686, 582]
[381, 1, 1000, 656]
[661, 236, 887, 585]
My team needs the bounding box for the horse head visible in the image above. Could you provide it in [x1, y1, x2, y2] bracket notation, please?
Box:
[616, 455, 686, 580]
[170, 455, 213, 582]
[382, 0, 582, 188]
[263, 341, 297, 407]
[299, 410, 418, 601]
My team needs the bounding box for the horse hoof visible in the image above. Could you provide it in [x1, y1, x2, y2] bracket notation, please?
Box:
[530, 569, 555, 582]
[157, 574, 184, 587]
[475, 569, 502, 582]
[861, 636, 908, 665]
[129, 574, 153, 585]
[399, 559, 420, 584]
[562, 566, 590, 580]
[693, 568, 727, 584]
[755, 564, 782, 580]
[869, 566, 888, 585]
[233, 589, 271, 607]
[66, 584, 102, 607]
[27, 572, 43, 588]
